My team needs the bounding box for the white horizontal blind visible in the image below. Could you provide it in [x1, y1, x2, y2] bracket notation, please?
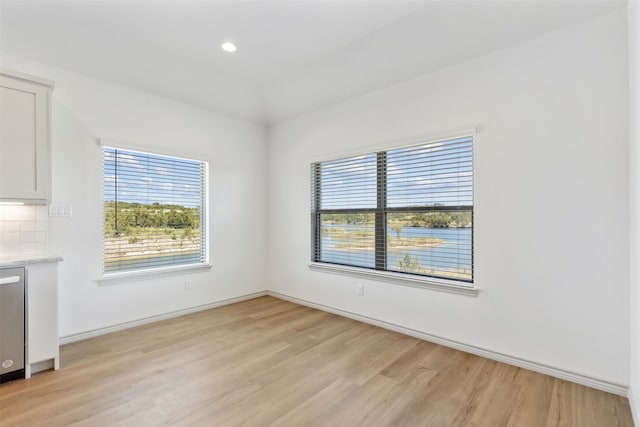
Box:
[386, 137, 473, 208]
[385, 137, 473, 281]
[311, 154, 377, 268]
[103, 147, 207, 274]
[318, 154, 377, 210]
[311, 135, 473, 283]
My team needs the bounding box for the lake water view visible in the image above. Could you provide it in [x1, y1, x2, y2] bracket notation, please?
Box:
[320, 223, 472, 281]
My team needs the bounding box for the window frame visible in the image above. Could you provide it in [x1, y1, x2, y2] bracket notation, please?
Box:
[310, 132, 475, 293]
[98, 140, 211, 284]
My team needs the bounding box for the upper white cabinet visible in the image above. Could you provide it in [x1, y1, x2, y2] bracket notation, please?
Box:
[0, 70, 54, 203]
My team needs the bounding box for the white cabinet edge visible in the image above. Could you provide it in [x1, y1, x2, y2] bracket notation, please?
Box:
[0, 68, 55, 89]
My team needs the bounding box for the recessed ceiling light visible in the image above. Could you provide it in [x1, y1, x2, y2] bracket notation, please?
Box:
[221, 41, 237, 53]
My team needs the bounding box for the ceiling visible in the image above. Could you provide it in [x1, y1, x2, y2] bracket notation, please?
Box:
[0, 0, 625, 125]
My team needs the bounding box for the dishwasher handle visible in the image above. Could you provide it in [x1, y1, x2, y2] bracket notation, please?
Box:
[0, 276, 21, 285]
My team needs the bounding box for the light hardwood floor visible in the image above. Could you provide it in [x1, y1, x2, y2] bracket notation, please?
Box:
[0, 296, 634, 426]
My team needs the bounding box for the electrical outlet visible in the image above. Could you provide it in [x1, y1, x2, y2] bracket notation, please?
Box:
[49, 204, 73, 217]
[184, 279, 192, 290]
[357, 284, 365, 296]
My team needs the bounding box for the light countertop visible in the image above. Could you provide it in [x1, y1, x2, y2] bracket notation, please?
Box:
[0, 254, 63, 268]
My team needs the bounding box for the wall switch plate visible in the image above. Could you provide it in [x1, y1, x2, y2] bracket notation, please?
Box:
[49, 204, 72, 217]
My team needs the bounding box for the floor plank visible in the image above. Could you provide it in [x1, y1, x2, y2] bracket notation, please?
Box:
[0, 296, 633, 426]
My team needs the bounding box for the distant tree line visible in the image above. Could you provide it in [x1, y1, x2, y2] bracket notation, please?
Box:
[104, 201, 200, 234]
[322, 210, 472, 228]
[391, 211, 472, 228]
[322, 213, 373, 225]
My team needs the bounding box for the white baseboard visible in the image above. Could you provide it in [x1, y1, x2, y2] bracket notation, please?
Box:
[58, 291, 268, 345]
[266, 291, 629, 397]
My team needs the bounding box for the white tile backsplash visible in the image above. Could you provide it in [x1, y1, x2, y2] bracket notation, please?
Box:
[3, 222, 19, 232]
[5, 232, 20, 243]
[20, 221, 35, 232]
[0, 205, 48, 256]
[36, 206, 49, 221]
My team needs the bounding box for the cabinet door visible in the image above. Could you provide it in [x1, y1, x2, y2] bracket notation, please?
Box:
[0, 75, 50, 201]
[26, 263, 58, 365]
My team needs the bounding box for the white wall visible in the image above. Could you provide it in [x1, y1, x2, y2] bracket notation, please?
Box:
[629, 0, 640, 421]
[268, 10, 629, 386]
[0, 54, 268, 338]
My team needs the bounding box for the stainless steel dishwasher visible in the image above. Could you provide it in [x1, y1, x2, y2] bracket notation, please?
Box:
[0, 267, 25, 383]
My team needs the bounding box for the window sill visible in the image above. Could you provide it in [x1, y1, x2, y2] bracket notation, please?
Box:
[97, 263, 212, 286]
[308, 262, 478, 297]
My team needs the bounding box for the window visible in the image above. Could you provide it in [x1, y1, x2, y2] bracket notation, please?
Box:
[102, 146, 208, 275]
[311, 135, 473, 284]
